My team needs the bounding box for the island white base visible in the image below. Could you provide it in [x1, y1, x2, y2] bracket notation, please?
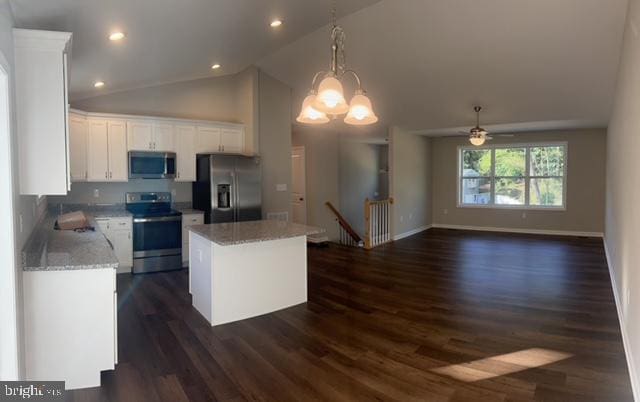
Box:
[189, 232, 307, 326]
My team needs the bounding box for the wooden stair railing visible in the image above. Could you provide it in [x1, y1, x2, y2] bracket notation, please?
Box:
[325, 202, 363, 246]
[364, 198, 393, 249]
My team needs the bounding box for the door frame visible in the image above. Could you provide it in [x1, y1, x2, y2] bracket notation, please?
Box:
[291, 146, 307, 224]
[0, 48, 20, 379]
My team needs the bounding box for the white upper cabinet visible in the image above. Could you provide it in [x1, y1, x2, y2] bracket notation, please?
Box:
[152, 123, 175, 152]
[69, 113, 88, 182]
[196, 126, 221, 153]
[14, 29, 72, 195]
[68, 109, 246, 182]
[175, 125, 196, 182]
[87, 119, 109, 181]
[127, 121, 153, 151]
[87, 118, 128, 182]
[220, 127, 244, 153]
[107, 121, 128, 181]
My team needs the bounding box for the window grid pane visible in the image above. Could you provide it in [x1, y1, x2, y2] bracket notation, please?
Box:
[459, 145, 566, 208]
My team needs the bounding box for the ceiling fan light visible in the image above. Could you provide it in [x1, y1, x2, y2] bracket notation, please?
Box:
[469, 135, 486, 146]
[313, 75, 349, 114]
[296, 93, 330, 124]
[344, 92, 378, 125]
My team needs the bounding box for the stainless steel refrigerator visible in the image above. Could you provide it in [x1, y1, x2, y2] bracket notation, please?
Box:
[192, 154, 262, 224]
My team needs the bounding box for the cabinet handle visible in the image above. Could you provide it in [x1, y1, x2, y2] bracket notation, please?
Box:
[105, 171, 108, 179]
[109, 172, 113, 179]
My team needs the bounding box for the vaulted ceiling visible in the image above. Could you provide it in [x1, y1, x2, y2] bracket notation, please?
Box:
[258, 0, 628, 136]
[9, 0, 380, 100]
[10, 0, 628, 135]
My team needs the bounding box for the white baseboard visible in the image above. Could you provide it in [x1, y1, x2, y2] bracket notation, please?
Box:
[393, 225, 431, 241]
[431, 223, 603, 238]
[603, 239, 639, 401]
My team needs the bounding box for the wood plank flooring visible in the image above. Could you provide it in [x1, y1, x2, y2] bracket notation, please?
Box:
[66, 228, 633, 401]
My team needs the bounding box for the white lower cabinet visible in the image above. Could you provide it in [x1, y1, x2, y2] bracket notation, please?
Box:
[23, 268, 117, 390]
[182, 212, 204, 266]
[96, 217, 133, 273]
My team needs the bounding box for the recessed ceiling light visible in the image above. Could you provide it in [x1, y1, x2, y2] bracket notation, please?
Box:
[94, 81, 105, 88]
[211, 64, 221, 70]
[270, 19, 283, 28]
[109, 32, 126, 41]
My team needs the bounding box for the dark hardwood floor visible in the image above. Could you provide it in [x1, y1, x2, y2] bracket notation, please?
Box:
[66, 229, 633, 401]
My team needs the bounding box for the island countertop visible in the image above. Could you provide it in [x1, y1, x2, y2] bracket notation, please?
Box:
[188, 220, 325, 246]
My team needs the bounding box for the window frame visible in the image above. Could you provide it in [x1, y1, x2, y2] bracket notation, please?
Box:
[457, 141, 568, 211]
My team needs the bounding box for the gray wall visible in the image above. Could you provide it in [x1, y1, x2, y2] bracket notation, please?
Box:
[431, 129, 607, 234]
[390, 127, 432, 237]
[605, 0, 640, 393]
[258, 71, 292, 218]
[339, 141, 385, 237]
[0, 1, 47, 379]
[292, 129, 340, 241]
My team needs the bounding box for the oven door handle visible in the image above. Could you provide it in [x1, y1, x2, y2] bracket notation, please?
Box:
[133, 216, 182, 223]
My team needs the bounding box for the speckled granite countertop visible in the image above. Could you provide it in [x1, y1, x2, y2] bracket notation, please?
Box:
[188, 220, 325, 246]
[22, 213, 119, 271]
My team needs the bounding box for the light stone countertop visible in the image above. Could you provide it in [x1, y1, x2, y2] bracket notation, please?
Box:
[188, 220, 325, 246]
[22, 213, 119, 271]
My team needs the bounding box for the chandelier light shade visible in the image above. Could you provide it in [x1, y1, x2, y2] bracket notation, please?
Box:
[297, 1, 378, 127]
[313, 75, 349, 114]
[344, 90, 378, 125]
[296, 92, 330, 124]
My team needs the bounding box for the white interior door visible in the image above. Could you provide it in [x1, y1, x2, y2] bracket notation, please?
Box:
[291, 146, 307, 224]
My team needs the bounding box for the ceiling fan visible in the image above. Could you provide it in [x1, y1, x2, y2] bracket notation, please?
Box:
[462, 106, 493, 146]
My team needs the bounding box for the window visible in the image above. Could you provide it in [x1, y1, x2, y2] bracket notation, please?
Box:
[459, 143, 566, 209]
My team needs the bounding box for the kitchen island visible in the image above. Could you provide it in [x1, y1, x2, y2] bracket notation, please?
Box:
[188, 220, 324, 326]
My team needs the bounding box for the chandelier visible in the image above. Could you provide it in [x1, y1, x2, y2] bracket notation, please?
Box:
[296, 2, 378, 126]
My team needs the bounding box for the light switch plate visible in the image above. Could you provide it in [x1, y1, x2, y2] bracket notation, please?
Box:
[276, 184, 287, 192]
[93, 189, 100, 198]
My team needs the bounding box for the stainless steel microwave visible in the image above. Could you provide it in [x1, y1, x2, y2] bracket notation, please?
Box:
[128, 151, 176, 179]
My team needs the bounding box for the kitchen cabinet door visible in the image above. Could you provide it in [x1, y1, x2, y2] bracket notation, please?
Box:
[69, 115, 88, 182]
[196, 126, 221, 153]
[126, 121, 153, 151]
[175, 125, 196, 181]
[87, 119, 109, 181]
[152, 123, 175, 152]
[108, 121, 128, 181]
[110, 229, 133, 269]
[220, 128, 244, 153]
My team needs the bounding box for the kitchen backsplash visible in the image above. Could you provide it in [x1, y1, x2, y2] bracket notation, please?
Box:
[47, 180, 192, 205]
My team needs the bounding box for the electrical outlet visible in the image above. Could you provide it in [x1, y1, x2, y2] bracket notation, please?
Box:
[93, 189, 100, 198]
[409, 213, 413, 220]
[521, 212, 527, 219]
[276, 184, 287, 192]
[400, 215, 404, 223]
[443, 209, 449, 215]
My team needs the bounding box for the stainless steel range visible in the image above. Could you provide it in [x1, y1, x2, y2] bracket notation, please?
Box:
[126, 192, 182, 274]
